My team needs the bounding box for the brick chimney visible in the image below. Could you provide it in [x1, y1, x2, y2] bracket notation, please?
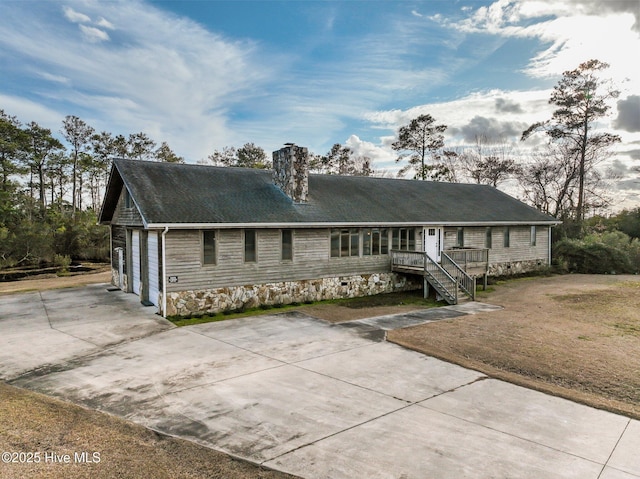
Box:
[272, 143, 309, 203]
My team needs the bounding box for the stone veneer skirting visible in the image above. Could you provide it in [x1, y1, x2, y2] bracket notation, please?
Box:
[165, 273, 421, 317]
[487, 259, 547, 277]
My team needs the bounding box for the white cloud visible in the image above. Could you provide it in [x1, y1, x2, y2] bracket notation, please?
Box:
[95, 17, 115, 30]
[345, 134, 396, 172]
[63, 6, 91, 24]
[356, 89, 555, 175]
[0, 0, 272, 160]
[443, 0, 640, 91]
[0, 94, 66, 128]
[366, 89, 553, 140]
[79, 25, 110, 43]
[38, 72, 70, 85]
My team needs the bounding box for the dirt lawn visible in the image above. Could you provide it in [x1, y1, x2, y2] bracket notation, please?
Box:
[0, 267, 111, 295]
[388, 274, 640, 420]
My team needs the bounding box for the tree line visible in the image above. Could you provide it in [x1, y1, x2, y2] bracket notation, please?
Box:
[0, 113, 185, 269]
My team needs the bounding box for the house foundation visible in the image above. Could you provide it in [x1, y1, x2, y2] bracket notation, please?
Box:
[164, 273, 421, 317]
[488, 259, 547, 277]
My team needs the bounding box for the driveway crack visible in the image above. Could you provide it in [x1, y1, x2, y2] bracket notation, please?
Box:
[39, 291, 101, 347]
[597, 418, 631, 479]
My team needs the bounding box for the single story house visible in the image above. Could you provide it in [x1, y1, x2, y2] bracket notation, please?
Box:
[98, 143, 560, 317]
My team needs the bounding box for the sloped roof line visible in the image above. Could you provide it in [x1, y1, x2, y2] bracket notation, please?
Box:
[99, 158, 559, 226]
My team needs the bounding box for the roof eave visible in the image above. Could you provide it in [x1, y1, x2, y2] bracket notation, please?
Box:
[143, 219, 561, 229]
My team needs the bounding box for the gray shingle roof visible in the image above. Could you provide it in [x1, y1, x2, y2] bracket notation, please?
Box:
[99, 159, 559, 227]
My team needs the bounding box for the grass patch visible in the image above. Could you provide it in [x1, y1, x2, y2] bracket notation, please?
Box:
[320, 290, 440, 309]
[167, 302, 311, 326]
[388, 274, 640, 420]
[170, 314, 227, 327]
[611, 322, 640, 336]
[167, 290, 442, 327]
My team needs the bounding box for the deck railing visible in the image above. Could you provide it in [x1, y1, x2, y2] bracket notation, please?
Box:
[390, 250, 427, 269]
[443, 248, 489, 271]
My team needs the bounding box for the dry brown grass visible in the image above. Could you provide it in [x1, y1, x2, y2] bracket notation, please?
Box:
[388, 274, 640, 420]
[0, 266, 111, 295]
[0, 383, 297, 479]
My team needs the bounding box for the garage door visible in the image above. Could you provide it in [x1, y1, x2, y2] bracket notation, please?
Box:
[132, 230, 141, 296]
[147, 231, 159, 307]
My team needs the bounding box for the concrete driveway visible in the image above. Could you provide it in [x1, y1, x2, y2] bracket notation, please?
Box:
[1, 285, 638, 479]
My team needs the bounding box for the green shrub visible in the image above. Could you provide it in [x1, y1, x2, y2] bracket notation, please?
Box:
[53, 254, 72, 273]
[554, 238, 636, 274]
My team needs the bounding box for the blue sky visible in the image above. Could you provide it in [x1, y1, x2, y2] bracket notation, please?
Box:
[1, 0, 639, 208]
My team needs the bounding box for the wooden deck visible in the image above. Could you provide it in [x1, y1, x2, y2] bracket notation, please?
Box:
[443, 248, 489, 278]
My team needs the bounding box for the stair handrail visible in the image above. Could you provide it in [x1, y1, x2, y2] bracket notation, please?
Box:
[441, 252, 476, 300]
[424, 252, 458, 303]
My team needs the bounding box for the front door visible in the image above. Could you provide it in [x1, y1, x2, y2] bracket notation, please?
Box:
[424, 227, 442, 262]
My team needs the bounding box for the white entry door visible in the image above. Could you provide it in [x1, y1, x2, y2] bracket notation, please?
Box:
[147, 231, 159, 307]
[424, 227, 442, 262]
[131, 230, 141, 295]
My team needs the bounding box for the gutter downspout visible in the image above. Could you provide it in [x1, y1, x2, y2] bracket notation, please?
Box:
[161, 226, 169, 318]
[548, 227, 552, 266]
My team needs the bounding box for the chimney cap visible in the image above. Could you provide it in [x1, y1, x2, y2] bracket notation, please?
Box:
[283, 142, 295, 147]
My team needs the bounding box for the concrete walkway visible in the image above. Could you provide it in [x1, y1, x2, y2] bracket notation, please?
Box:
[1, 285, 638, 478]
